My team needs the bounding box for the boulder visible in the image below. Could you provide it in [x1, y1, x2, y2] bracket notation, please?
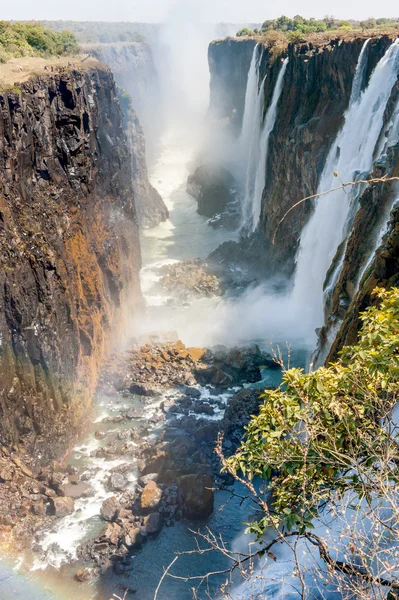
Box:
[178, 474, 214, 519]
[187, 164, 235, 218]
[74, 567, 99, 582]
[138, 473, 158, 487]
[52, 496, 75, 517]
[107, 473, 126, 492]
[100, 496, 120, 522]
[124, 526, 143, 548]
[100, 522, 122, 545]
[58, 482, 94, 499]
[143, 512, 164, 534]
[141, 481, 162, 511]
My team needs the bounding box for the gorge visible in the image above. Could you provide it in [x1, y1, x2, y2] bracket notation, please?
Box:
[0, 16, 399, 600]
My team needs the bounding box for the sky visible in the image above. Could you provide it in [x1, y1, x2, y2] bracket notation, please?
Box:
[1, 0, 398, 23]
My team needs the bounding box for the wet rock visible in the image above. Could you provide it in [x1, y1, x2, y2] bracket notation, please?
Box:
[179, 474, 214, 519]
[123, 526, 143, 548]
[138, 473, 158, 487]
[141, 481, 162, 511]
[129, 384, 162, 397]
[143, 511, 163, 534]
[58, 482, 94, 499]
[100, 496, 120, 521]
[107, 473, 127, 492]
[100, 522, 122, 545]
[95, 430, 108, 440]
[52, 496, 75, 517]
[75, 567, 99, 583]
[182, 386, 202, 398]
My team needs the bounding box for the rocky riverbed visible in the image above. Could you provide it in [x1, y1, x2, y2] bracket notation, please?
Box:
[0, 337, 279, 584]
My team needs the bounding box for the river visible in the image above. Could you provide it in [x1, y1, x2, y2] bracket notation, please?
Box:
[0, 127, 293, 600]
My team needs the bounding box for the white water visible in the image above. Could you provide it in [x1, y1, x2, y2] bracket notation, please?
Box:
[239, 52, 288, 233]
[290, 39, 399, 343]
[251, 59, 288, 231]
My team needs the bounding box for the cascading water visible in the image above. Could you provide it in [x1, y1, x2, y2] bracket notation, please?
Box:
[291, 38, 399, 343]
[240, 57, 288, 233]
[250, 58, 288, 231]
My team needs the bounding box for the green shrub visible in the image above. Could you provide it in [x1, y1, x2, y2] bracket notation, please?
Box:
[236, 28, 255, 37]
[0, 21, 79, 59]
[223, 286, 399, 537]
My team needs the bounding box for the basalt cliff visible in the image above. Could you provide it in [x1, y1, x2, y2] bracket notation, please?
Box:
[207, 34, 399, 355]
[0, 65, 142, 464]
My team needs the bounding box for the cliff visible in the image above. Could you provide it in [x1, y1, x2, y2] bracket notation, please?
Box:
[208, 38, 257, 130]
[208, 35, 394, 277]
[322, 144, 399, 362]
[118, 89, 169, 228]
[85, 43, 168, 227]
[0, 65, 142, 463]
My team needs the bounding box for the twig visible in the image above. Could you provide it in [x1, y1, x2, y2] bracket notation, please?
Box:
[153, 556, 179, 600]
[272, 175, 399, 244]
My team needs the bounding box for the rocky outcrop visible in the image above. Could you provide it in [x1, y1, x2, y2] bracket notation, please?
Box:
[187, 164, 239, 227]
[0, 66, 142, 464]
[118, 90, 168, 228]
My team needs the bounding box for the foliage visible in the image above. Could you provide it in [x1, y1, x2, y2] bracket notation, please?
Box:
[224, 287, 399, 538]
[236, 14, 399, 41]
[0, 21, 79, 60]
[237, 28, 255, 37]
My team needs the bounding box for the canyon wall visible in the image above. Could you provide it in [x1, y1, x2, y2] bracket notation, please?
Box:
[0, 66, 142, 463]
[208, 36, 393, 276]
[86, 43, 168, 227]
[208, 38, 257, 130]
[322, 141, 399, 361]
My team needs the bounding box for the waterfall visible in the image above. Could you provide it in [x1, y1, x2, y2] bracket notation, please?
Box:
[238, 44, 264, 231]
[348, 38, 370, 104]
[251, 58, 288, 231]
[240, 57, 288, 233]
[291, 38, 399, 343]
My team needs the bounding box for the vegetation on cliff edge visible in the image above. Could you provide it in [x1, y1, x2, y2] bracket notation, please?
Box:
[216, 286, 399, 596]
[237, 14, 399, 43]
[0, 22, 79, 62]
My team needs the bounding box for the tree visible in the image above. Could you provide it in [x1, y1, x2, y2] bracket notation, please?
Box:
[236, 28, 255, 37]
[212, 286, 399, 598]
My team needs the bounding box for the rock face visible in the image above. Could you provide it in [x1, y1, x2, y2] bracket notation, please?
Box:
[86, 42, 161, 151]
[208, 35, 394, 277]
[178, 474, 214, 519]
[118, 90, 168, 228]
[208, 38, 257, 130]
[0, 66, 142, 463]
[319, 143, 399, 362]
[87, 42, 169, 228]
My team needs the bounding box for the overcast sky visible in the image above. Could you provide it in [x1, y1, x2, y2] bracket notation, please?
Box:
[1, 0, 397, 23]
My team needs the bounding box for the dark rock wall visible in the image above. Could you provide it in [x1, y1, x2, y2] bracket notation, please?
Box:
[208, 35, 393, 277]
[321, 146, 399, 362]
[0, 67, 142, 462]
[208, 38, 257, 130]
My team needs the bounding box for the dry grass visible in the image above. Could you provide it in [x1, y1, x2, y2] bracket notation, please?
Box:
[0, 54, 102, 91]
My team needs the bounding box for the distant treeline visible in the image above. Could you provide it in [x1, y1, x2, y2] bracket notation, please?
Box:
[38, 21, 158, 44]
[0, 21, 79, 61]
[237, 15, 399, 41]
